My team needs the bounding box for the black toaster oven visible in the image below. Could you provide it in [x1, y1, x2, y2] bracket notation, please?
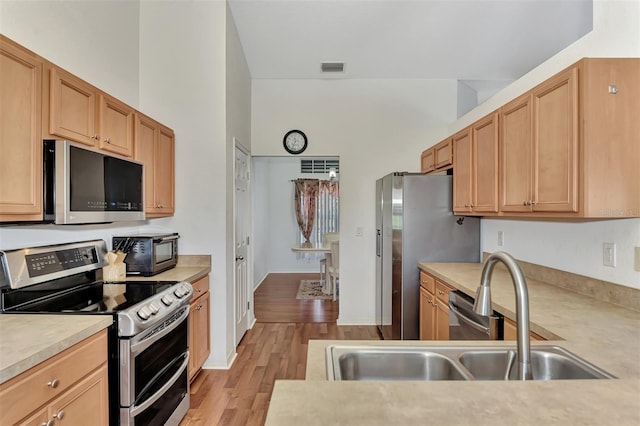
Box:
[112, 233, 179, 276]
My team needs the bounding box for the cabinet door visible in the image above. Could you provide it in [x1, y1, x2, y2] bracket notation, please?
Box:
[532, 67, 578, 212]
[49, 67, 97, 146]
[501, 94, 533, 212]
[472, 112, 499, 213]
[434, 139, 453, 169]
[48, 365, 109, 426]
[452, 128, 472, 213]
[421, 148, 435, 173]
[419, 287, 436, 340]
[134, 114, 157, 214]
[189, 292, 210, 381]
[98, 94, 134, 157]
[154, 125, 175, 216]
[435, 302, 450, 341]
[195, 292, 211, 372]
[0, 36, 43, 221]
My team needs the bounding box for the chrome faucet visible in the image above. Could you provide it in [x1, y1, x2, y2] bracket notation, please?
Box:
[473, 251, 533, 380]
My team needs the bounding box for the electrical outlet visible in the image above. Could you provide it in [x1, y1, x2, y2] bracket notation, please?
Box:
[355, 226, 363, 237]
[635, 247, 640, 272]
[602, 243, 616, 267]
[497, 231, 504, 247]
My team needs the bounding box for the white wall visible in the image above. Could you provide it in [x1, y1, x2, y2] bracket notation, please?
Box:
[0, 0, 140, 107]
[139, 1, 242, 368]
[1, 0, 251, 369]
[444, 0, 640, 288]
[252, 157, 335, 285]
[251, 79, 458, 324]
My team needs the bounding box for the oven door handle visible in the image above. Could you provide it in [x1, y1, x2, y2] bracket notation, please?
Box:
[129, 353, 189, 418]
[130, 305, 189, 355]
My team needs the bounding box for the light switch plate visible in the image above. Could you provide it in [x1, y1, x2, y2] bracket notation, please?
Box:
[635, 247, 640, 272]
[497, 231, 504, 247]
[602, 243, 616, 267]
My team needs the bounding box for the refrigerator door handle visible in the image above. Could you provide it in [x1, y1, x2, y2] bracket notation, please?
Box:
[376, 229, 381, 257]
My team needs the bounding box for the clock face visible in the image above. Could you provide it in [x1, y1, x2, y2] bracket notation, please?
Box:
[283, 130, 308, 154]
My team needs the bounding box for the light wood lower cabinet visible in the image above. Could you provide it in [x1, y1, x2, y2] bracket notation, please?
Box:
[503, 317, 545, 341]
[0, 329, 109, 426]
[189, 275, 211, 382]
[135, 113, 175, 217]
[0, 35, 43, 222]
[419, 272, 453, 340]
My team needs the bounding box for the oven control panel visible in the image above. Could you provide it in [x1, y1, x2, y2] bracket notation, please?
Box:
[25, 246, 99, 277]
[118, 281, 193, 337]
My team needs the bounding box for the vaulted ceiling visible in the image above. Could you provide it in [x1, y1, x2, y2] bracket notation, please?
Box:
[229, 0, 593, 95]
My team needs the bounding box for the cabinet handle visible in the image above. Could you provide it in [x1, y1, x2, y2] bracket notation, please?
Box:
[531, 200, 537, 205]
[41, 420, 54, 426]
[91, 134, 99, 140]
[52, 410, 65, 420]
[104, 137, 111, 143]
[47, 379, 59, 388]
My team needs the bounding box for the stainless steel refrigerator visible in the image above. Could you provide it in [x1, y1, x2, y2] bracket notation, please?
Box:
[375, 173, 480, 340]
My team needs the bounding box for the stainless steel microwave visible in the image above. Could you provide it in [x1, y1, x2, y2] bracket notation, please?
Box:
[44, 140, 145, 224]
[112, 233, 179, 276]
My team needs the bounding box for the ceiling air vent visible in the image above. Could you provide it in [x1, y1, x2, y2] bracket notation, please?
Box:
[321, 62, 345, 73]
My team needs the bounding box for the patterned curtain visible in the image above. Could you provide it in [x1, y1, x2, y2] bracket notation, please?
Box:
[319, 180, 339, 197]
[294, 179, 319, 243]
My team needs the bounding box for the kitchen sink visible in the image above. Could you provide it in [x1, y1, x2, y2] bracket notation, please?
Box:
[326, 345, 615, 381]
[337, 350, 470, 381]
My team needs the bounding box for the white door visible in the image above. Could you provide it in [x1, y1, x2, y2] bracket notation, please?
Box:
[234, 141, 251, 346]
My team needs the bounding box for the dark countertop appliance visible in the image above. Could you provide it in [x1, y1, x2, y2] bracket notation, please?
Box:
[112, 233, 179, 276]
[0, 240, 192, 425]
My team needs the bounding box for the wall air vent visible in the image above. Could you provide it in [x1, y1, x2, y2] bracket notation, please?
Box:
[301, 159, 340, 174]
[321, 62, 345, 73]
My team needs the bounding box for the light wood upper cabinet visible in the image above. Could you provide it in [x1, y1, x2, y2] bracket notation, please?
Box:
[421, 148, 435, 173]
[135, 113, 175, 217]
[98, 94, 134, 156]
[452, 129, 472, 212]
[453, 113, 499, 215]
[472, 112, 499, 213]
[500, 93, 534, 212]
[434, 138, 453, 169]
[0, 36, 43, 222]
[48, 67, 98, 147]
[498, 58, 639, 218]
[421, 138, 453, 174]
[532, 66, 579, 212]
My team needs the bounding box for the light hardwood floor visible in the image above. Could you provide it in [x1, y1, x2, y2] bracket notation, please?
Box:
[180, 273, 380, 425]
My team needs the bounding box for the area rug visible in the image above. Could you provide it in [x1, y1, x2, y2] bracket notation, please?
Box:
[296, 280, 333, 300]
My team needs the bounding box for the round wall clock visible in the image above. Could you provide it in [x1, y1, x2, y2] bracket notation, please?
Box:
[283, 130, 308, 155]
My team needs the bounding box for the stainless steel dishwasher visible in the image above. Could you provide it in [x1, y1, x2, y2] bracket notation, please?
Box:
[449, 290, 503, 340]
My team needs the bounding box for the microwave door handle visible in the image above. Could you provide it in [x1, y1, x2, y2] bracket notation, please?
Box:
[157, 235, 180, 242]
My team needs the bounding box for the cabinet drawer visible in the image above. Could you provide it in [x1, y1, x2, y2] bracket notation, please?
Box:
[0, 329, 108, 426]
[419, 271, 435, 294]
[191, 275, 210, 300]
[435, 280, 453, 305]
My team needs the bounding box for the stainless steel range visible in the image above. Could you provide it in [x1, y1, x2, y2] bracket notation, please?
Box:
[0, 240, 193, 426]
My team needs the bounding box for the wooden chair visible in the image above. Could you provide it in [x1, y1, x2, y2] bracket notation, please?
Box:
[327, 240, 340, 301]
[320, 233, 339, 292]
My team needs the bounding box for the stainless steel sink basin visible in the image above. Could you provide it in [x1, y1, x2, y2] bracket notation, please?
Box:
[326, 345, 615, 381]
[336, 350, 470, 381]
